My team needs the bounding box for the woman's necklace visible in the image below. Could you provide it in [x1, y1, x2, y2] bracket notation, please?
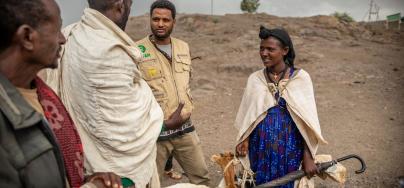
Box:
[267, 65, 288, 87]
[273, 72, 281, 80]
[266, 65, 288, 103]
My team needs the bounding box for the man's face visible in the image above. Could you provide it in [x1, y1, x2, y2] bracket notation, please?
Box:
[150, 8, 175, 40]
[32, 0, 66, 69]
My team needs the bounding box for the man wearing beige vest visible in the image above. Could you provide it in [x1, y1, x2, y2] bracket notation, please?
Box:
[135, 0, 211, 186]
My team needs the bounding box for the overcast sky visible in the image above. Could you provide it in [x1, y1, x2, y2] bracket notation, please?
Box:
[56, 0, 404, 26]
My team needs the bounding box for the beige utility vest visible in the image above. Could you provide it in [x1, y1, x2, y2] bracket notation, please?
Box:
[135, 36, 193, 120]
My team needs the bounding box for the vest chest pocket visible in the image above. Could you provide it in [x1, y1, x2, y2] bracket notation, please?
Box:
[138, 59, 163, 81]
[174, 54, 191, 73]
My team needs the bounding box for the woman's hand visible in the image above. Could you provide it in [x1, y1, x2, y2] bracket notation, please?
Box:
[302, 155, 319, 179]
[302, 142, 319, 179]
[236, 139, 249, 157]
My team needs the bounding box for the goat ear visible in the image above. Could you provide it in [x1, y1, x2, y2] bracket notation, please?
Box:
[210, 155, 219, 162]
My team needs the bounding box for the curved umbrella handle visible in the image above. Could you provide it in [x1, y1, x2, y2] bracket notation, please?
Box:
[336, 154, 366, 174]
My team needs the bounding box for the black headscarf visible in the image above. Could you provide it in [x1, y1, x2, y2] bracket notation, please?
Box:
[259, 26, 295, 68]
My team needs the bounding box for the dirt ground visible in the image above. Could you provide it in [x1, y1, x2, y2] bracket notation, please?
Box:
[126, 13, 404, 187]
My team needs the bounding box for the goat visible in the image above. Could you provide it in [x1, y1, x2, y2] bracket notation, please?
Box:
[211, 152, 238, 188]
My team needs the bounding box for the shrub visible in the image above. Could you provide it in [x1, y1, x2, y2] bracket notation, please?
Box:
[240, 0, 260, 13]
[332, 12, 355, 23]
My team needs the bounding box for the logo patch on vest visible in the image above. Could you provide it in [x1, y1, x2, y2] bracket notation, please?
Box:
[138, 45, 146, 53]
[138, 45, 151, 58]
[148, 68, 158, 77]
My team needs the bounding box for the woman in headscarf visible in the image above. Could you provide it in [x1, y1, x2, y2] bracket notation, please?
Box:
[234, 26, 327, 187]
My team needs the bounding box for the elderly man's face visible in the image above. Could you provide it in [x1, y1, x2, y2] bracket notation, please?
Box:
[32, 0, 66, 69]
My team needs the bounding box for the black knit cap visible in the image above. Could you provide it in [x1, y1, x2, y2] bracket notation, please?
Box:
[259, 26, 295, 67]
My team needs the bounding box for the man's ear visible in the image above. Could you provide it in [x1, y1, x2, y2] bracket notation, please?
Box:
[115, 0, 125, 15]
[14, 25, 37, 51]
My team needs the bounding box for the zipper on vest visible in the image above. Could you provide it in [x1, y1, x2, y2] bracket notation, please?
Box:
[170, 47, 181, 106]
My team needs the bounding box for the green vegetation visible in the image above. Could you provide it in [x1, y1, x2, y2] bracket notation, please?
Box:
[332, 12, 355, 23]
[240, 0, 260, 13]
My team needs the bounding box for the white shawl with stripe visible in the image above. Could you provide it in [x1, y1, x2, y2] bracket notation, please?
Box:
[235, 68, 327, 159]
[43, 8, 163, 188]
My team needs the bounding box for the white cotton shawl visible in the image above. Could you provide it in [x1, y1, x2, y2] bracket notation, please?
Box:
[234, 68, 327, 159]
[44, 8, 163, 188]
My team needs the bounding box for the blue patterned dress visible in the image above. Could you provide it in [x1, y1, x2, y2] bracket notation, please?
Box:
[248, 72, 304, 187]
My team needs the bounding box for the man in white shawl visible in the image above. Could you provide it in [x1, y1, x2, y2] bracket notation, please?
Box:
[42, 0, 164, 187]
[234, 26, 329, 187]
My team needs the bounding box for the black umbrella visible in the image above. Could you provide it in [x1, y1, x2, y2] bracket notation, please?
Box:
[254, 154, 366, 188]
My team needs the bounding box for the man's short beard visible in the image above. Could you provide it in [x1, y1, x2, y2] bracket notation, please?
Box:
[152, 28, 173, 40]
[117, 4, 130, 30]
[48, 62, 58, 69]
[117, 17, 128, 30]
